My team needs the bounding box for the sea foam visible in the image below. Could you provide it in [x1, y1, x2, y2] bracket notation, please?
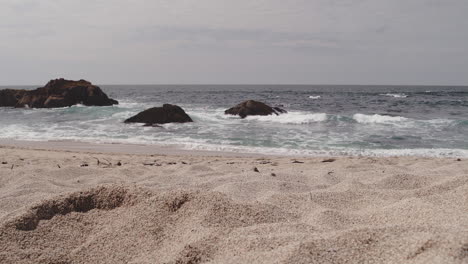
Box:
[380, 93, 408, 98]
[246, 112, 327, 124]
[353, 113, 408, 124]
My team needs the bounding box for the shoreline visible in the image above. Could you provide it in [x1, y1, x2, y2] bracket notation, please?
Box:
[1, 138, 467, 158]
[0, 139, 272, 158]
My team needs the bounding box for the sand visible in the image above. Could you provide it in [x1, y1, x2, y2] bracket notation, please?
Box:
[0, 144, 467, 263]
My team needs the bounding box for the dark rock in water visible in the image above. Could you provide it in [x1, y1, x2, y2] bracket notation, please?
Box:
[0, 89, 27, 107]
[125, 104, 193, 125]
[0, 78, 118, 108]
[224, 100, 287, 118]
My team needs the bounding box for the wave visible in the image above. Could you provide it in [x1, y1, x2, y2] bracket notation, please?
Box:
[380, 93, 408, 98]
[1, 102, 467, 158]
[245, 112, 327, 124]
[308, 95, 321, 99]
[353, 113, 408, 124]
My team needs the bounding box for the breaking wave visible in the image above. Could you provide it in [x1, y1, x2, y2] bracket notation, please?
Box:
[380, 93, 408, 98]
[246, 112, 327, 124]
[353, 114, 408, 124]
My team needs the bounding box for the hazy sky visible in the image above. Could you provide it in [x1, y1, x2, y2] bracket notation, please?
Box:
[1, 0, 467, 85]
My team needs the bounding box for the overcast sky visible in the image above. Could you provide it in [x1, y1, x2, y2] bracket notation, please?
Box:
[1, 0, 467, 85]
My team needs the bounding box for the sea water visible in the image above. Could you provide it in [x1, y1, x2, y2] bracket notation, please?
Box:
[0, 85, 467, 157]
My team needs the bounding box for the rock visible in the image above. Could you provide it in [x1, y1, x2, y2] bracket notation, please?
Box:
[125, 104, 193, 125]
[0, 78, 118, 108]
[0, 89, 27, 107]
[292, 160, 304, 164]
[224, 100, 287, 118]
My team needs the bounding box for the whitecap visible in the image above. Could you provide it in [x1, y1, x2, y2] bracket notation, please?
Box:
[308, 95, 321, 99]
[246, 112, 327, 124]
[353, 113, 408, 124]
[380, 93, 408, 98]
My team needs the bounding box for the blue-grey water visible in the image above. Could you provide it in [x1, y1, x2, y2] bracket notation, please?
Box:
[1, 85, 467, 157]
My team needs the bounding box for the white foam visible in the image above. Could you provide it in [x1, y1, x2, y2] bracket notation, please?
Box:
[353, 113, 408, 124]
[380, 93, 408, 98]
[246, 112, 327, 124]
[308, 95, 321, 99]
[175, 142, 468, 158]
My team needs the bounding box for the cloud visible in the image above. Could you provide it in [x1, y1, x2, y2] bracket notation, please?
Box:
[0, 0, 467, 84]
[126, 25, 341, 51]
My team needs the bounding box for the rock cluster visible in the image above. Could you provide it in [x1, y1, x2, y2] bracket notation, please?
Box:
[1, 78, 289, 126]
[0, 78, 118, 108]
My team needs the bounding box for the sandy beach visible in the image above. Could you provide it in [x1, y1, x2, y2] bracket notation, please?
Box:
[0, 143, 466, 263]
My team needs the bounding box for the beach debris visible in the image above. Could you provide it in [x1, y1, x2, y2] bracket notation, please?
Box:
[57, 164, 61, 169]
[327, 171, 334, 175]
[117, 161, 122, 166]
[292, 160, 304, 164]
[226, 162, 235, 164]
[258, 160, 271, 164]
[167, 162, 177, 165]
[322, 158, 336, 163]
[10, 164, 14, 170]
[80, 163, 88, 167]
[253, 167, 260, 172]
[2, 161, 7, 164]
[143, 162, 162, 166]
[271, 173, 276, 177]
[92, 157, 112, 168]
[457, 158, 462, 161]
[181, 161, 188, 165]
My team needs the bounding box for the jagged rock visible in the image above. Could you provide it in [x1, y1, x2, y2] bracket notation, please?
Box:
[0, 89, 26, 107]
[125, 104, 193, 125]
[0, 78, 118, 108]
[224, 100, 287, 118]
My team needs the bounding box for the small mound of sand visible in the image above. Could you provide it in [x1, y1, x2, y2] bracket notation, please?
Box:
[375, 173, 429, 190]
[0, 185, 294, 264]
[11, 185, 144, 231]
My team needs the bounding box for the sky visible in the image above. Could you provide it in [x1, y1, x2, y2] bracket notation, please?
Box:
[1, 0, 467, 85]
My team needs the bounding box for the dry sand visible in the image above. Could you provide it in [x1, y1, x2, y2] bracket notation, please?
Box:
[0, 145, 467, 263]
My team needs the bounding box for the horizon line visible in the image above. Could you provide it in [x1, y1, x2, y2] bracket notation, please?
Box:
[1, 83, 468, 87]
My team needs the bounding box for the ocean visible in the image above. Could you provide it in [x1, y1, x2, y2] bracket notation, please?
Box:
[1, 85, 467, 157]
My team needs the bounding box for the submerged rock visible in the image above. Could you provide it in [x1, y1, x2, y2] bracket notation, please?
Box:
[224, 100, 287, 118]
[125, 104, 193, 125]
[0, 78, 118, 108]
